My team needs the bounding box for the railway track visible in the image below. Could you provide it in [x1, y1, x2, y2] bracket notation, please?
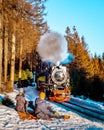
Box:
[55, 99, 104, 121]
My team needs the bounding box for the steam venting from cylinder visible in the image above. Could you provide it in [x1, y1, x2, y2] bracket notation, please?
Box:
[37, 31, 69, 65]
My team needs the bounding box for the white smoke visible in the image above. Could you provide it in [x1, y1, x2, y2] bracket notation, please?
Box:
[37, 31, 69, 65]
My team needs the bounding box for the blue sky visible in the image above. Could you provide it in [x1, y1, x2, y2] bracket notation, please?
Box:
[45, 0, 104, 56]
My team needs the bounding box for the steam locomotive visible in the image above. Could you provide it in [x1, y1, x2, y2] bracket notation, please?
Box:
[37, 65, 71, 102]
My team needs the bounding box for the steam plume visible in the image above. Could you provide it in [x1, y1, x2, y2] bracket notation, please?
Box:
[37, 31, 73, 65]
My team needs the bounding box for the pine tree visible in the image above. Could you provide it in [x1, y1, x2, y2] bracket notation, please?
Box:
[65, 26, 92, 96]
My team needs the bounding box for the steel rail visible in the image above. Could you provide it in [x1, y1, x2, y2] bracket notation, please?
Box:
[56, 101, 104, 121]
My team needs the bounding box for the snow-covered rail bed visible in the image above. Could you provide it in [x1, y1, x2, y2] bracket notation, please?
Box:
[69, 97, 104, 114]
[58, 98, 104, 121]
[0, 86, 104, 130]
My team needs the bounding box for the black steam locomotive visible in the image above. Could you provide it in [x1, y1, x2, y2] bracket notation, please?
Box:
[37, 64, 71, 102]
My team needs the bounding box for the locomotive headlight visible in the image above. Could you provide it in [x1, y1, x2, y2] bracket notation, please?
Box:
[54, 84, 57, 89]
[54, 84, 56, 87]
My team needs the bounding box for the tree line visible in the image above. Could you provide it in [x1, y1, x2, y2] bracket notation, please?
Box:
[0, 0, 104, 102]
[65, 26, 104, 101]
[0, 0, 48, 91]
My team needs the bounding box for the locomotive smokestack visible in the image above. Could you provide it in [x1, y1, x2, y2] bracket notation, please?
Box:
[56, 61, 60, 66]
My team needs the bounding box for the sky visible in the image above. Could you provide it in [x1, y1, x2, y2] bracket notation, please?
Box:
[45, 0, 104, 56]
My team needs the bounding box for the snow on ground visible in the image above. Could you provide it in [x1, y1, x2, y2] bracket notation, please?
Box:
[0, 85, 104, 130]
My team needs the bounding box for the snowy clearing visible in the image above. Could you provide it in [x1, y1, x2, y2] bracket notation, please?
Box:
[0, 86, 104, 130]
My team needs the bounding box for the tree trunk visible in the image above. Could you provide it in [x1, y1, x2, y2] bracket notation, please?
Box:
[0, 0, 3, 91]
[18, 0, 24, 87]
[4, 27, 8, 82]
[10, 28, 16, 90]
[18, 40, 23, 87]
